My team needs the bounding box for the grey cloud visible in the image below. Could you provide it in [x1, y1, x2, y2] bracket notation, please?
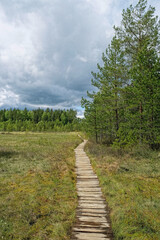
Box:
[0, 0, 159, 114]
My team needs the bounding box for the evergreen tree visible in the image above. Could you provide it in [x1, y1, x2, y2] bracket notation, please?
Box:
[82, 35, 127, 143]
[115, 0, 160, 147]
[82, 0, 160, 148]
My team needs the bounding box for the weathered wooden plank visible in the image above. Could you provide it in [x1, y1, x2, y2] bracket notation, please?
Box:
[78, 199, 105, 203]
[77, 188, 102, 193]
[73, 227, 107, 233]
[76, 158, 89, 160]
[77, 194, 103, 198]
[77, 176, 98, 179]
[77, 208, 107, 214]
[76, 163, 91, 165]
[77, 216, 109, 224]
[77, 185, 100, 188]
[74, 222, 110, 228]
[76, 166, 92, 169]
[76, 173, 96, 176]
[78, 195, 104, 199]
[76, 212, 108, 217]
[72, 232, 110, 240]
[77, 181, 99, 185]
[77, 178, 98, 181]
[78, 205, 107, 211]
[78, 201, 106, 206]
[77, 187, 101, 191]
[77, 186, 100, 189]
[76, 173, 97, 176]
[72, 140, 113, 240]
[76, 168, 93, 171]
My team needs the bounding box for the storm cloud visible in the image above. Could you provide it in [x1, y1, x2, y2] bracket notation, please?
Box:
[0, 0, 159, 116]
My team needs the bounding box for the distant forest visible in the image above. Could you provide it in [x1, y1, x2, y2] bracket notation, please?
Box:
[82, 0, 160, 149]
[0, 108, 82, 132]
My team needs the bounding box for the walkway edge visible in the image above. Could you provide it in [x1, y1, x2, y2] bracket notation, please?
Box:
[71, 140, 113, 240]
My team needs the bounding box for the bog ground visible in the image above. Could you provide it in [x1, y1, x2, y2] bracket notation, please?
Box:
[0, 132, 81, 240]
[86, 142, 160, 240]
[0, 132, 160, 240]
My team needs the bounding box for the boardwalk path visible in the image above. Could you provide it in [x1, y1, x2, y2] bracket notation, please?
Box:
[71, 140, 113, 240]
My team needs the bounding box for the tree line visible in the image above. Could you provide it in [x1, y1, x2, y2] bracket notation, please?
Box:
[0, 108, 82, 132]
[82, 0, 160, 149]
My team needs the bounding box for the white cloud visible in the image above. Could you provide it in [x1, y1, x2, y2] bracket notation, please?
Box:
[76, 55, 87, 63]
[86, 0, 112, 15]
[0, 5, 45, 82]
[0, 87, 19, 107]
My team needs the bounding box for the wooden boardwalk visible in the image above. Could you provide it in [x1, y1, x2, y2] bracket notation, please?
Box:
[71, 140, 113, 240]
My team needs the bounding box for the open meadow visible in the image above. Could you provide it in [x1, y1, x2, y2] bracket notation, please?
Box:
[0, 132, 81, 240]
[86, 142, 160, 240]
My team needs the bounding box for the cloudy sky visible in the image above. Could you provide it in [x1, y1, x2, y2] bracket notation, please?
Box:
[0, 0, 159, 117]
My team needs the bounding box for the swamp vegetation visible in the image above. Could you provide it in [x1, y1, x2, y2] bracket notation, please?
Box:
[0, 132, 81, 240]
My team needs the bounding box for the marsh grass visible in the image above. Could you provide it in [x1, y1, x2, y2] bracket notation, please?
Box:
[0, 132, 81, 240]
[86, 142, 160, 240]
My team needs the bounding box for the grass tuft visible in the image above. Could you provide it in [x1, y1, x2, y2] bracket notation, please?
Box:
[0, 132, 81, 240]
[86, 141, 160, 240]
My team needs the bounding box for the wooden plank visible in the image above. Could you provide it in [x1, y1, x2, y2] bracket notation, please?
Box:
[78, 199, 105, 203]
[76, 212, 107, 217]
[77, 208, 107, 214]
[76, 173, 97, 176]
[77, 176, 98, 179]
[77, 216, 109, 224]
[77, 185, 100, 188]
[78, 204, 106, 210]
[74, 222, 110, 228]
[77, 187, 101, 191]
[73, 227, 107, 233]
[72, 232, 110, 240]
[72, 140, 113, 240]
[77, 181, 99, 184]
[77, 193, 103, 198]
[76, 173, 96, 176]
[76, 168, 93, 171]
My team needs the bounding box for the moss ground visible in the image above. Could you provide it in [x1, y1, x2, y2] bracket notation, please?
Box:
[0, 132, 81, 240]
[85, 142, 160, 240]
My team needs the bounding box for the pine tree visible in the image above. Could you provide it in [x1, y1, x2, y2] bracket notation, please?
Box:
[82, 35, 127, 143]
[115, 0, 160, 147]
[82, 0, 160, 148]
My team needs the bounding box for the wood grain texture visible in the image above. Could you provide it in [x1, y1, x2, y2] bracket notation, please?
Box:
[71, 140, 113, 240]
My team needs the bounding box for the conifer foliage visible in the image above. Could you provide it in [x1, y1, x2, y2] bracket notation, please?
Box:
[82, 0, 160, 149]
[0, 108, 81, 132]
